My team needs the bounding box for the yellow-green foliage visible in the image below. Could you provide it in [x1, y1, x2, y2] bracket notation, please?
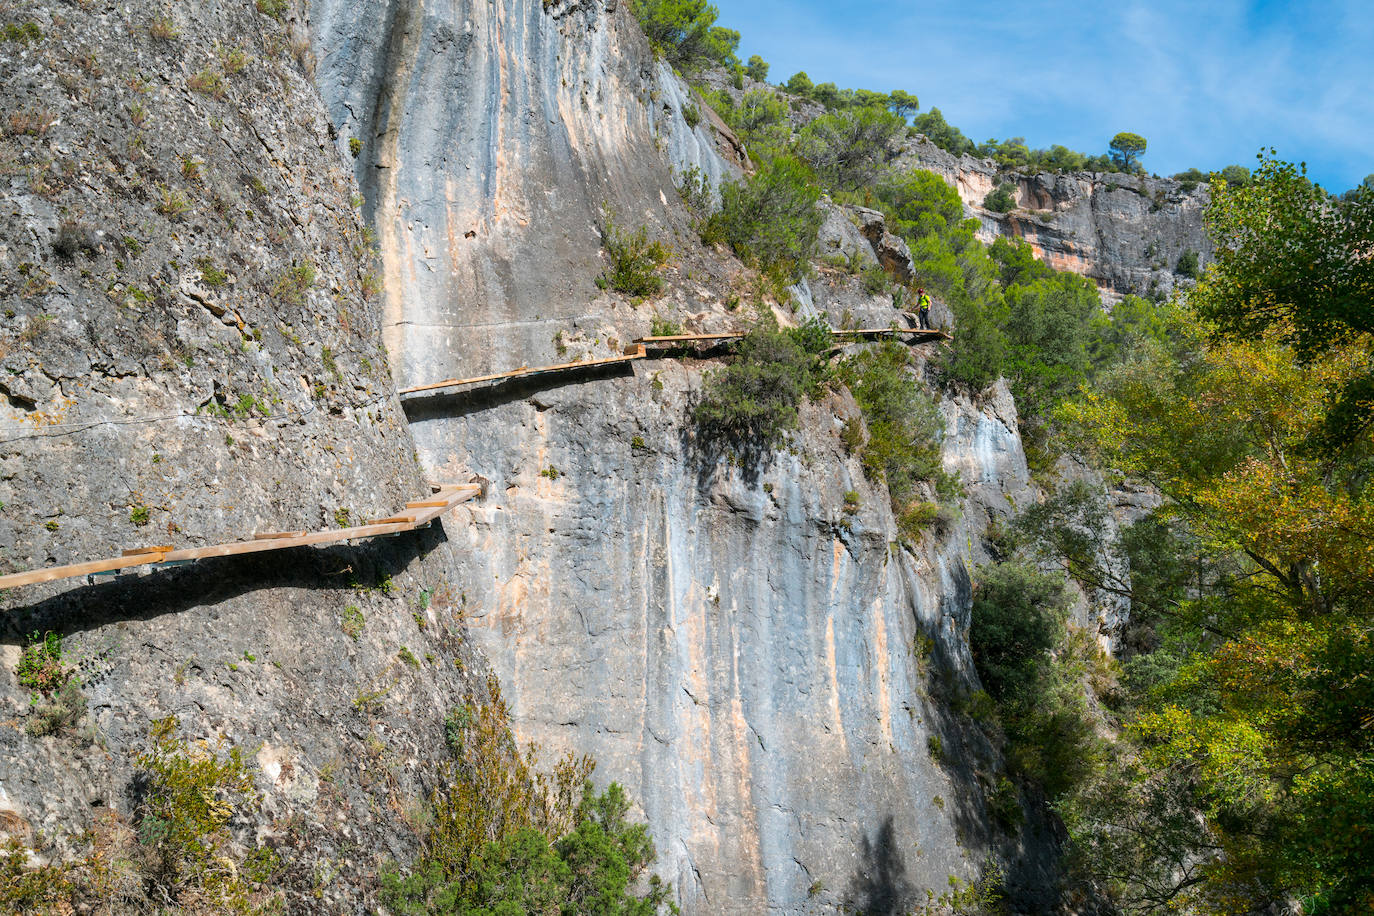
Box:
[383, 676, 673, 914]
[1, 722, 279, 914]
[596, 213, 670, 300]
[427, 676, 593, 876]
[133, 717, 281, 913]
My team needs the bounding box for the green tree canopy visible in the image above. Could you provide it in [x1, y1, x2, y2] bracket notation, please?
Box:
[910, 107, 976, 155]
[784, 70, 814, 96]
[887, 89, 919, 119]
[629, 0, 739, 71]
[744, 54, 768, 81]
[1190, 153, 1374, 447]
[795, 105, 907, 190]
[1108, 131, 1147, 170]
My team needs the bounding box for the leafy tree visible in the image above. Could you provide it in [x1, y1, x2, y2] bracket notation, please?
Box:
[723, 89, 790, 156]
[1190, 152, 1374, 448]
[795, 105, 906, 190]
[910, 107, 976, 155]
[811, 81, 842, 109]
[1059, 307, 1374, 911]
[744, 53, 768, 81]
[1108, 131, 1147, 170]
[629, 0, 739, 71]
[846, 88, 891, 110]
[978, 136, 1032, 170]
[1218, 163, 1251, 187]
[1000, 270, 1108, 446]
[708, 155, 823, 281]
[784, 70, 813, 96]
[887, 89, 919, 120]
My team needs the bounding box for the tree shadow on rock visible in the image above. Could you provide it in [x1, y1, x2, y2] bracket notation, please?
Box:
[846, 817, 916, 916]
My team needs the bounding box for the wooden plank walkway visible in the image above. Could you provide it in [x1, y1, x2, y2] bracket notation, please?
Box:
[399, 346, 647, 397]
[634, 328, 950, 346]
[0, 484, 481, 591]
[399, 328, 950, 399]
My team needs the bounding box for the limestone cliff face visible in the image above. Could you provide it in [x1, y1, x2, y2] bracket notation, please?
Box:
[901, 138, 1214, 302]
[0, 4, 485, 911]
[311, 0, 737, 384]
[310, 2, 1057, 912]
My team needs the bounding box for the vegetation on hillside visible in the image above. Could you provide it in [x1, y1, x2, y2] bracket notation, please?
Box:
[987, 156, 1374, 913]
[382, 676, 673, 914]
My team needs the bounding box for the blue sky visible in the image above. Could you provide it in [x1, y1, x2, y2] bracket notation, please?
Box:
[712, 0, 1373, 191]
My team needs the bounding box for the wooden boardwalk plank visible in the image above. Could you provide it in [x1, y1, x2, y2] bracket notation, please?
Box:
[0, 484, 480, 592]
[399, 350, 646, 397]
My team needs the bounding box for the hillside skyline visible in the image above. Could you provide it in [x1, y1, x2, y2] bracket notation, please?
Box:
[714, 0, 1373, 191]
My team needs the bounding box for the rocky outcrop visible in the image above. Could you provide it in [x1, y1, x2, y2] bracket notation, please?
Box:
[853, 206, 917, 281]
[401, 355, 1051, 914]
[901, 138, 1214, 302]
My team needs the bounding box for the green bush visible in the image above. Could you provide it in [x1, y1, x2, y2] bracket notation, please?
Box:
[744, 54, 768, 81]
[694, 317, 830, 454]
[629, 0, 739, 72]
[860, 265, 891, 295]
[682, 103, 700, 128]
[719, 89, 789, 156]
[26, 679, 85, 737]
[650, 315, 683, 337]
[135, 716, 281, 910]
[909, 107, 976, 155]
[596, 214, 670, 299]
[16, 631, 68, 693]
[1175, 249, 1200, 279]
[839, 342, 957, 512]
[983, 182, 1017, 213]
[382, 678, 672, 914]
[707, 156, 822, 282]
[795, 106, 907, 191]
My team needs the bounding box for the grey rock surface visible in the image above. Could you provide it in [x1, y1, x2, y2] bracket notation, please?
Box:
[310, 0, 738, 386]
[309, 1, 1055, 912]
[901, 137, 1214, 302]
[0, 3, 483, 911]
[403, 362, 1048, 914]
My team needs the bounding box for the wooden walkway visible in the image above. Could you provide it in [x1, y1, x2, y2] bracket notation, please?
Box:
[635, 328, 950, 346]
[0, 484, 481, 591]
[399, 346, 647, 397]
[398, 328, 949, 399]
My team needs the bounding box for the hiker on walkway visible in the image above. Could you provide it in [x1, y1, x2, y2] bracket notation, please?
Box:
[916, 288, 932, 330]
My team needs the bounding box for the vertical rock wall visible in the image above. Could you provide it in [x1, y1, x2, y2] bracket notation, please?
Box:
[311, 0, 732, 384]
[900, 138, 1214, 302]
[0, 5, 485, 910]
[309, 3, 1057, 911]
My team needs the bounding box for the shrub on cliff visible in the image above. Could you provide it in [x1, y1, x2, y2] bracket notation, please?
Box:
[838, 342, 960, 530]
[630, 0, 739, 72]
[983, 182, 1017, 213]
[597, 212, 670, 300]
[382, 677, 673, 914]
[796, 106, 907, 191]
[706, 156, 822, 283]
[693, 316, 832, 455]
